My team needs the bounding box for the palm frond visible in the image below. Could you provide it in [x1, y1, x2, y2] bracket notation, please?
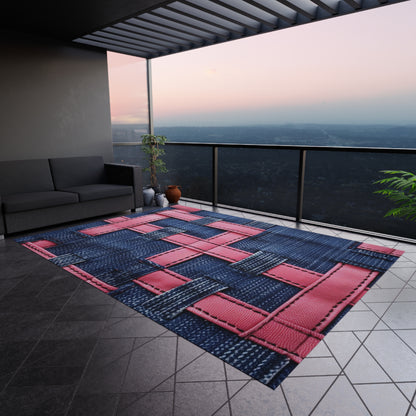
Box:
[374, 170, 416, 223]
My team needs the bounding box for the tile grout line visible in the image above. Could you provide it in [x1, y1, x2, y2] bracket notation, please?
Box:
[62, 289, 122, 416]
[172, 335, 179, 416]
[0, 273, 85, 396]
[326, 278, 416, 413]
[279, 382, 295, 416]
[306, 374, 356, 416]
[405, 388, 416, 416]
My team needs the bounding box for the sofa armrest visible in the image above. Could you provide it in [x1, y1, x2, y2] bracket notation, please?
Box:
[105, 163, 143, 208]
[0, 195, 5, 237]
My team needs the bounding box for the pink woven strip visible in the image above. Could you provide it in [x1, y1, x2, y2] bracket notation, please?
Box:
[263, 263, 323, 288]
[163, 234, 202, 246]
[188, 240, 219, 252]
[129, 224, 162, 234]
[357, 242, 404, 257]
[171, 204, 201, 212]
[207, 221, 265, 236]
[206, 232, 248, 246]
[205, 245, 252, 262]
[134, 269, 189, 294]
[79, 214, 166, 235]
[158, 210, 203, 221]
[31, 239, 57, 249]
[80, 223, 122, 236]
[147, 247, 202, 267]
[134, 267, 324, 362]
[241, 263, 379, 344]
[105, 216, 130, 223]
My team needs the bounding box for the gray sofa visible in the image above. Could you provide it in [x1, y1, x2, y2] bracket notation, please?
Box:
[0, 156, 143, 236]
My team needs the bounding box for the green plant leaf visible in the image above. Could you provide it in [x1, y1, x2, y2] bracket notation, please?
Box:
[374, 170, 416, 223]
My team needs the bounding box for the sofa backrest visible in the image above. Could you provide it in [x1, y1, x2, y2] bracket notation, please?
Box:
[0, 159, 55, 195]
[49, 156, 107, 189]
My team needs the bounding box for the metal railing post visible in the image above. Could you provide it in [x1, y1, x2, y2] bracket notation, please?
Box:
[146, 59, 154, 135]
[296, 149, 307, 222]
[212, 146, 218, 206]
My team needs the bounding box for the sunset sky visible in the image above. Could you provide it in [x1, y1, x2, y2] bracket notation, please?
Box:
[108, 0, 416, 126]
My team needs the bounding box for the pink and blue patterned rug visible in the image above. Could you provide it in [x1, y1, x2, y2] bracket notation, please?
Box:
[16, 205, 404, 389]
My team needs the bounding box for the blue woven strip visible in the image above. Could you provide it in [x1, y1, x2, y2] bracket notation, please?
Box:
[246, 220, 277, 230]
[230, 251, 287, 275]
[195, 210, 252, 224]
[170, 254, 300, 312]
[49, 253, 85, 267]
[144, 226, 185, 240]
[141, 276, 228, 320]
[110, 281, 155, 309]
[191, 217, 222, 225]
[215, 337, 290, 384]
[152, 218, 223, 239]
[231, 230, 354, 274]
[337, 249, 397, 272]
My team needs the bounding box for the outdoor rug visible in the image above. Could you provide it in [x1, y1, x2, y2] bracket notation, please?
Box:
[16, 205, 404, 389]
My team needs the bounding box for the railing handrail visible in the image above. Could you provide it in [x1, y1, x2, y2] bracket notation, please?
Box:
[112, 139, 416, 242]
[114, 141, 416, 154]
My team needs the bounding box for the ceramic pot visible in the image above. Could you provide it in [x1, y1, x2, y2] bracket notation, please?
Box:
[165, 185, 181, 204]
[155, 193, 165, 207]
[143, 186, 155, 206]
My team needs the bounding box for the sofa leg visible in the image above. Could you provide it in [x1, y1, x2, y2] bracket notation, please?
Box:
[0, 234, 4, 240]
[131, 208, 143, 213]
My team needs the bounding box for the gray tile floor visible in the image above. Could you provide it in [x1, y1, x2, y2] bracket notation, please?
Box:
[1, 201, 416, 416]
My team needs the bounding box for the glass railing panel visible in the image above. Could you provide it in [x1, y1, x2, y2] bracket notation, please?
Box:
[158, 144, 212, 201]
[113, 144, 145, 165]
[218, 147, 299, 217]
[303, 150, 416, 239]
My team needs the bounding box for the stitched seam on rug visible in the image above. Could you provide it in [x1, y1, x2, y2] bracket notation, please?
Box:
[271, 316, 324, 339]
[215, 294, 269, 317]
[263, 272, 307, 288]
[280, 263, 323, 278]
[312, 269, 375, 331]
[270, 263, 344, 317]
[136, 271, 190, 292]
[209, 253, 236, 262]
[163, 252, 201, 266]
[243, 263, 359, 336]
[218, 236, 246, 245]
[150, 247, 201, 266]
[249, 334, 302, 359]
[136, 280, 165, 294]
[207, 232, 245, 245]
[66, 266, 113, 291]
[192, 306, 246, 332]
[23, 242, 55, 259]
[208, 222, 263, 233]
[208, 247, 250, 262]
[66, 265, 94, 280]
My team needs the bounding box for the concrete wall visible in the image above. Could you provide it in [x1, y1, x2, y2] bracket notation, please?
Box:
[0, 33, 113, 162]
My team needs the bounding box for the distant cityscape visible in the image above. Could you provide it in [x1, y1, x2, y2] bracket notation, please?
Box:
[112, 123, 416, 148]
[112, 123, 416, 239]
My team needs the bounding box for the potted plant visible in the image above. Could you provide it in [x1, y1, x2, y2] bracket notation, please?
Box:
[141, 134, 168, 206]
[374, 170, 416, 222]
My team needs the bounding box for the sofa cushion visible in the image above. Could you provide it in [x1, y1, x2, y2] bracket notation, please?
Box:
[0, 159, 54, 195]
[2, 191, 79, 213]
[49, 156, 107, 189]
[59, 184, 133, 202]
